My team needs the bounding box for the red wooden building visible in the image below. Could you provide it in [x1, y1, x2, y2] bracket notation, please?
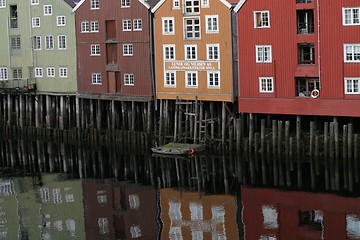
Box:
[73, 0, 156, 99]
[235, 0, 360, 117]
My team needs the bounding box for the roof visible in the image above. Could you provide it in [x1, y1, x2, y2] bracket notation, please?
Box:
[234, 0, 246, 12]
[152, 0, 236, 13]
[72, 0, 157, 12]
[64, 0, 79, 8]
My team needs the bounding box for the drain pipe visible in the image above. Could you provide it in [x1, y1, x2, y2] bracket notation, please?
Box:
[317, 0, 321, 90]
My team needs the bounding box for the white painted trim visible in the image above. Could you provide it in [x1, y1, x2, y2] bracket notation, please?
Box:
[234, 0, 246, 12]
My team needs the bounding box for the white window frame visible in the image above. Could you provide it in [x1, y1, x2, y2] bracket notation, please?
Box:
[164, 71, 176, 87]
[32, 36, 41, 50]
[121, 0, 130, 7]
[35, 67, 43, 77]
[91, 44, 100, 56]
[90, 21, 99, 32]
[10, 36, 21, 50]
[47, 67, 55, 77]
[12, 68, 22, 80]
[207, 44, 219, 60]
[0, 67, 8, 81]
[185, 71, 198, 87]
[91, 0, 99, 9]
[122, 19, 132, 31]
[58, 35, 66, 50]
[32, 17, 40, 28]
[81, 21, 89, 32]
[254, 10, 270, 28]
[345, 78, 360, 94]
[185, 45, 197, 60]
[92, 73, 101, 84]
[133, 19, 142, 31]
[259, 77, 274, 93]
[206, 15, 218, 33]
[124, 74, 134, 86]
[344, 44, 360, 62]
[184, 0, 200, 14]
[343, 7, 360, 26]
[162, 17, 174, 35]
[123, 44, 133, 56]
[207, 71, 220, 88]
[201, 0, 209, 8]
[184, 17, 200, 39]
[31, 0, 39, 5]
[45, 35, 54, 50]
[256, 45, 272, 63]
[44, 5, 52, 16]
[59, 67, 68, 78]
[163, 45, 175, 60]
[57, 16, 66, 26]
[173, 0, 180, 9]
[0, 0, 5, 8]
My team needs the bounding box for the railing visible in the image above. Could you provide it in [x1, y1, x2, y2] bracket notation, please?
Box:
[296, 0, 313, 3]
[297, 23, 314, 34]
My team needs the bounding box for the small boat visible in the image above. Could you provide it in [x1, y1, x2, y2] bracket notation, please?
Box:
[151, 142, 205, 156]
[151, 147, 191, 155]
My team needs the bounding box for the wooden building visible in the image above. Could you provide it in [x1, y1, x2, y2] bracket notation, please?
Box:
[235, 0, 360, 117]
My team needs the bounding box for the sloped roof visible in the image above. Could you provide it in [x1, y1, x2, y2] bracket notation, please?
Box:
[73, 0, 158, 12]
[64, 0, 79, 8]
[234, 0, 246, 12]
[152, 0, 236, 13]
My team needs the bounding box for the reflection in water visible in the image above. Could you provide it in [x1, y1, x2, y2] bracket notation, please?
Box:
[0, 137, 359, 239]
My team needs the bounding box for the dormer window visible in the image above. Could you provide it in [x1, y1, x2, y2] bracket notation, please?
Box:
[184, 0, 200, 14]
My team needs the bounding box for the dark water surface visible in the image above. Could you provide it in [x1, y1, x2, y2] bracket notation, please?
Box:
[0, 138, 360, 239]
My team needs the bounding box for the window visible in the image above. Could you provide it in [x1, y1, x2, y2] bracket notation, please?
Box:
[45, 35, 54, 50]
[298, 43, 315, 64]
[44, 5, 52, 15]
[206, 15, 218, 33]
[207, 44, 219, 60]
[202, 0, 209, 7]
[186, 71, 198, 87]
[164, 71, 176, 87]
[185, 45, 197, 60]
[91, 44, 100, 55]
[208, 71, 220, 87]
[59, 67, 68, 78]
[173, 0, 180, 8]
[254, 11, 270, 28]
[47, 67, 55, 77]
[184, 18, 200, 39]
[10, 36, 21, 50]
[122, 19, 132, 31]
[57, 16, 66, 26]
[90, 21, 99, 32]
[162, 18, 174, 34]
[345, 78, 360, 94]
[35, 67, 43, 77]
[31, 0, 39, 5]
[32, 17, 40, 28]
[256, 45, 272, 63]
[163, 45, 175, 60]
[32, 36, 41, 50]
[121, 0, 130, 7]
[10, 5, 18, 28]
[91, 0, 99, 9]
[58, 35, 66, 50]
[344, 44, 360, 62]
[0, 68, 8, 80]
[12, 68, 22, 80]
[133, 19, 142, 31]
[343, 7, 360, 26]
[184, 0, 200, 14]
[123, 44, 133, 56]
[81, 21, 89, 32]
[92, 73, 101, 84]
[259, 77, 274, 93]
[124, 74, 134, 85]
[297, 10, 314, 34]
[0, 0, 5, 8]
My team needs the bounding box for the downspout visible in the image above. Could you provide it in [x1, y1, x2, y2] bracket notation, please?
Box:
[317, 0, 321, 90]
[6, 15, 10, 83]
[149, 10, 157, 110]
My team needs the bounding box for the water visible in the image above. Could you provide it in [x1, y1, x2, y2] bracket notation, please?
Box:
[0, 137, 360, 239]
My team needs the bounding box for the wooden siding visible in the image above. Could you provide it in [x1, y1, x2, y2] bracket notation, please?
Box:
[153, 0, 235, 102]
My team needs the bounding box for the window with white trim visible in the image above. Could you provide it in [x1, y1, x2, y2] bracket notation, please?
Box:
[58, 35, 66, 49]
[91, 0, 99, 9]
[124, 74, 134, 85]
[345, 78, 360, 94]
[57, 16, 66, 26]
[254, 11, 270, 28]
[35, 67, 43, 77]
[12, 68, 22, 80]
[163, 45, 175, 60]
[162, 18, 174, 34]
[164, 71, 176, 87]
[173, 0, 180, 9]
[10, 36, 21, 50]
[259, 77, 274, 93]
[59, 67, 68, 78]
[184, 0, 200, 14]
[201, 0, 208, 7]
[0, 0, 5, 8]
[206, 15, 218, 33]
[207, 44, 219, 60]
[91, 21, 99, 32]
[92, 73, 101, 84]
[208, 71, 220, 88]
[44, 5, 52, 15]
[31, 0, 39, 5]
[121, 0, 130, 7]
[0, 67, 8, 80]
[184, 18, 200, 39]
[122, 19, 132, 31]
[47, 67, 55, 77]
[185, 45, 197, 60]
[91, 44, 100, 55]
[256, 45, 272, 63]
[32, 36, 41, 50]
[344, 44, 360, 62]
[123, 44, 133, 56]
[133, 19, 142, 31]
[45, 35, 54, 50]
[343, 7, 360, 26]
[81, 21, 89, 32]
[186, 71, 198, 87]
[32, 17, 40, 28]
